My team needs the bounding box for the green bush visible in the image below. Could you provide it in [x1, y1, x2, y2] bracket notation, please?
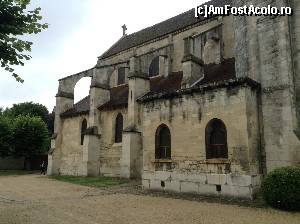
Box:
[12, 115, 50, 158]
[262, 166, 300, 211]
[0, 116, 13, 157]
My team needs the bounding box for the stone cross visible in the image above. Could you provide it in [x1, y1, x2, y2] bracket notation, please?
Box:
[122, 24, 127, 36]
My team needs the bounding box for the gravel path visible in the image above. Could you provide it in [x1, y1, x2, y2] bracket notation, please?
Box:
[0, 174, 299, 224]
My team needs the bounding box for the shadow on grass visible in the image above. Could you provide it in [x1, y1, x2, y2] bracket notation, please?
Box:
[49, 175, 129, 188]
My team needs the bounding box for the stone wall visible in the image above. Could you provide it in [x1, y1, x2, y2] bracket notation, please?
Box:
[233, 0, 300, 172]
[141, 85, 261, 198]
[99, 108, 128, 176]
[97, 16, 234, 79]
[58, 115, 88, 176]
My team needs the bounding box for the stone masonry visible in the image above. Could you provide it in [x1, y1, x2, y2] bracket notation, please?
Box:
[48, 0, 300, 199]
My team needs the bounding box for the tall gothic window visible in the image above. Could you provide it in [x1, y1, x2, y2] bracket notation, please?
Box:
[155, 124, 171, 159]
[115, 113, 123, 143]
[81, 119, 87, 145]
[117, 67, 125, 85]
[205, 118, 228, 159]
[149, 56, 159, 77]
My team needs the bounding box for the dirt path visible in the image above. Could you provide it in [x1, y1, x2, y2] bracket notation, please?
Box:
[0, 174, 299, 224]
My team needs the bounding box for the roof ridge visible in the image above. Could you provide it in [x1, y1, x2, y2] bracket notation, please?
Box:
[99, 0, 232, 59]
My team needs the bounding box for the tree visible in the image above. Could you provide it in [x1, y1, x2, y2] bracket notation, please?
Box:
[0, 116, 13, 158]
[0, 0, 48, 82]
[3, 101, 48, 122]
[12, 115, 49, 158]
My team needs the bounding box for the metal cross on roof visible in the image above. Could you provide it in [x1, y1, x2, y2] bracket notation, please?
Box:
[122, 24, 127, 36]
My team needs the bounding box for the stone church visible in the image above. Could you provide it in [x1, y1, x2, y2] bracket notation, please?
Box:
[48, 0, 300, 199]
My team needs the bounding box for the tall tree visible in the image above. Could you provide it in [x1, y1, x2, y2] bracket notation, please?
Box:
[0, 116, 13, 158]
[0, 0, 48, 82]
[13, 115, 49, 158]
[3, 101, 48, 122]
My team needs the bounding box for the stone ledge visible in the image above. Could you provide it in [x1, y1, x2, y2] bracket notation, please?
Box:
[90, 82, 110, 90]
[55, 91, 74, 99]
[128, 72, 149, 80]
[84, 126, 100, 137]
[181, 54, 204, 66]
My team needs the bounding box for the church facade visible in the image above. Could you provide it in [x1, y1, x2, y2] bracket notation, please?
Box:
[48, 0, 300, 199]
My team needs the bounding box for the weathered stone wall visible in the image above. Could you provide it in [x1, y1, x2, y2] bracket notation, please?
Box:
[97, 16, 234, 78]
[141, 85, 261, 198]
[233, 0, 300, 172]
[99, 108, 128, 176]
[59, 115, 88, 176]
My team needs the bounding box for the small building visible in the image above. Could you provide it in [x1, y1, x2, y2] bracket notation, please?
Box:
[48, 0, 300, 199]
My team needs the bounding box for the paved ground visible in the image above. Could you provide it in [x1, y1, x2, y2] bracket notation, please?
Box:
[0, 174, 299, 224]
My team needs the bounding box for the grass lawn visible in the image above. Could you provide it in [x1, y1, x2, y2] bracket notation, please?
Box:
[49, 175, 129, 188]
[0, 170, 37, 176]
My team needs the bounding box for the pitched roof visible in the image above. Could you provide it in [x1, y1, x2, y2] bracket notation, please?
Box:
[98, 84, 129, 111]
[99, 0, 232, 60]
[98, 72, 183, 111]
[200, 58, 236, 85]
[60, 96, 90, 118]
[137, 77, 260, 103]
[138, 58, 236, 102]
[60, 58, 236, 117]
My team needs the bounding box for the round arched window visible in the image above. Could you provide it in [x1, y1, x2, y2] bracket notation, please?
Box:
[205, 119, 228, 159]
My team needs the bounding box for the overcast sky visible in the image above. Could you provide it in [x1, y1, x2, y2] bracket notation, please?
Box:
[0, 0, 205, 111]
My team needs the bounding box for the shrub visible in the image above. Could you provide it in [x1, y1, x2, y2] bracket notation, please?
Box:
[0, 116, 13, 157]
[12, 115, 50, 158]
[262, 166, 300, 211]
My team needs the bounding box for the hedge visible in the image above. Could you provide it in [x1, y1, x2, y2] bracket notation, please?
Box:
[262, 166, 300, 211]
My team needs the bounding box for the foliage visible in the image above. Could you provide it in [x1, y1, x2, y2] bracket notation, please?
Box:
[262, 166, 300, 211]
[3, 101, 48, 122]
[0, 0, 48, 82]
[50, 176, 128, 188]
[0, 116, 13, 157]
[12, 115, 49, 158]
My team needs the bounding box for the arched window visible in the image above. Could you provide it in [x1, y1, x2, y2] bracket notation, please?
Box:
[81, 119, 87, 145]
[149, 56, 159, 77]
[205, 119, 228, 159]
[117, 67, 125, 85]
[155, 124, 171, 159]
[115, 113, 123, 143]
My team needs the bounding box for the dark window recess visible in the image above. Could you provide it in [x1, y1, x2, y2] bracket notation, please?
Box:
[149, 56, 159, 77]
[155, 124, 171, 159]
[205, 118, 228, 159]
[216, 185, 222, 192]
[115, 113, 123, 143]
[161, 181, 165, 188]
[81, 119, 87, 145]
[117, 67, 125, 85]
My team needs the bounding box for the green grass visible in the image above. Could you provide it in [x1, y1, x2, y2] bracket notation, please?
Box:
[0, 170, 37, 176]
[50, 175, 129, 188]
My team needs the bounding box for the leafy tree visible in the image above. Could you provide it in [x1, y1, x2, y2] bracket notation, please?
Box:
[0, 116, 13, 157]
[12, 115, 49, 158]
[3, 101, 48, 122]
[0, 0, 48, 82]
